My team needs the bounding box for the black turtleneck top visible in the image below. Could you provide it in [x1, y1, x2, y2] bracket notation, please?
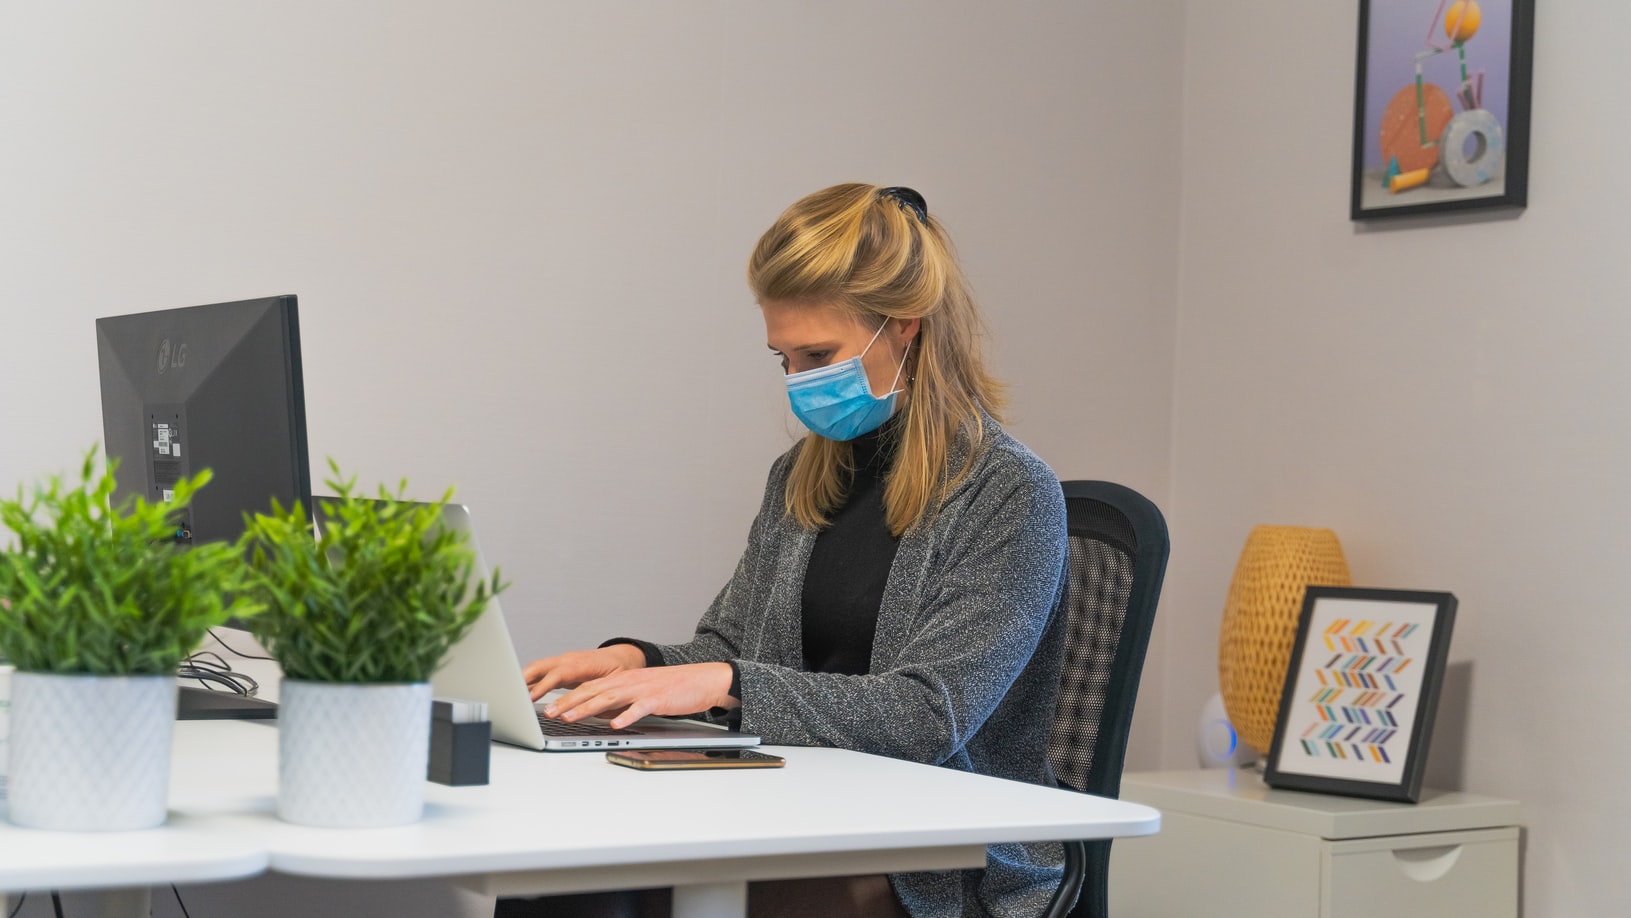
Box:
[799, 423, 902, 675]
[603, 422, 904, 695]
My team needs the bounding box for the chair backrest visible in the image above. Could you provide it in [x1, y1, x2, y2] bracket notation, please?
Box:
[1046, 480, 1169, 800]
[1042, 481, 1170, 918]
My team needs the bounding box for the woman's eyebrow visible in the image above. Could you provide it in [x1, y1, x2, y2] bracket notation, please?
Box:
[767, 340, 841, 354]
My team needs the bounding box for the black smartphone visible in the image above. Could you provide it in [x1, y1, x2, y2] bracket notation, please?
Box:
[605, 749, 785, 771]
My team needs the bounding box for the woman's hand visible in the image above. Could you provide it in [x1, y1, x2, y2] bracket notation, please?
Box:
[522, 644, 646, 701]
[542, 663, 739, 730]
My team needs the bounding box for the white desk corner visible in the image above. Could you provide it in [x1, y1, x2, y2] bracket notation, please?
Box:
[3, 634, 1159, 918]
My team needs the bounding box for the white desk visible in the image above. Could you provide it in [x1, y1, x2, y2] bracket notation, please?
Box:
[1, 636, 1161, 918]
[0, 798, 267, 889]
[2, 719, 1158, 917]
[0, 650, 267, 916]
[195, 720, 1158, 917]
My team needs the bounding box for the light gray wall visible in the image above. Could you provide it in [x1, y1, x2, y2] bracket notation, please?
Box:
[1, 2, 1183, 916]
[1167, 2, 1626, 914]
[0, 0, 1181, 676]
[24, 0, 1622, 914]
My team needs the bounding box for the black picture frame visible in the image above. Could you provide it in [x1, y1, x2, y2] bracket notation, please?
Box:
[1350, 0, 1534, 220]
[1263, 586, 1457, 803]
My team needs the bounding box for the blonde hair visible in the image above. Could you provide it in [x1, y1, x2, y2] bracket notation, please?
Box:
[748, 182, 1007, 536]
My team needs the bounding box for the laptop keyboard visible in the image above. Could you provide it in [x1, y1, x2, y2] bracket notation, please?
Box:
[536, 713, 639, 737]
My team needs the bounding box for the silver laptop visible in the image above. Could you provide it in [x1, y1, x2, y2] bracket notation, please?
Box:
[316, 498, 759, 752]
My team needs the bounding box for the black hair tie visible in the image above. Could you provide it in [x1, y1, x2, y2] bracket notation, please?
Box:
[878, 186, 929, 226]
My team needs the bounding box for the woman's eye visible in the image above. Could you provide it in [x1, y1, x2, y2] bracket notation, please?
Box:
[775, 351, 834, 373]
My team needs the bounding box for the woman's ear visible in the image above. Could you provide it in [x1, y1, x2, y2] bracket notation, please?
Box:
[896, 317, 922, 347]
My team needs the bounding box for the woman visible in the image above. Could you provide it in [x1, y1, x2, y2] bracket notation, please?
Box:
[519, 183, 1068, 918]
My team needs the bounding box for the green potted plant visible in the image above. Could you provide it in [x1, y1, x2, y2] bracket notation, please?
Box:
[243, 464, 502, 828]
[0, 450, 254, 830]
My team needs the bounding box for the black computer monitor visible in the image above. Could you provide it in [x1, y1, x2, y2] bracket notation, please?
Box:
[95, 295, 312, 545]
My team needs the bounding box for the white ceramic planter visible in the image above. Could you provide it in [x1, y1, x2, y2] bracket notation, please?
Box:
[0, 664, 12, 799]
[5, 672, 177, 830]
[277, 680, 432, 827]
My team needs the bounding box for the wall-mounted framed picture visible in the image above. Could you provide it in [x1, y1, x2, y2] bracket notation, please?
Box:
[1263, 586, 1457, 803]
[1350, 0, 1535, 220]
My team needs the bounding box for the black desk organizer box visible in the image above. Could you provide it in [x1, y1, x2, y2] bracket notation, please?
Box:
[429, 719, 492, 786]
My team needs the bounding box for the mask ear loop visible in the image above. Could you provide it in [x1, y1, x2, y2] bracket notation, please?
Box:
[885, 338, 912, 396]
[859, 319, 889, 356]
[862, 318, 912, 395]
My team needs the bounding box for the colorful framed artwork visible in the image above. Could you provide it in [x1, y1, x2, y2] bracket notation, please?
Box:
[1263, 587, 1457, 803]
[1350, 0, 1535, 220]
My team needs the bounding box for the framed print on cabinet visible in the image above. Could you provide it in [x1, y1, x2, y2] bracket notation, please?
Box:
[1263, 587, 1457, 803]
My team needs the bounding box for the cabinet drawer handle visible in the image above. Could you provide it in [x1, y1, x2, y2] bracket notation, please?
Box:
[1390, 844, 1462, 882]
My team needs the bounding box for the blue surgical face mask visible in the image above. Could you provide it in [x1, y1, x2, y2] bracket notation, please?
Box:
[784, 321, 910, 442]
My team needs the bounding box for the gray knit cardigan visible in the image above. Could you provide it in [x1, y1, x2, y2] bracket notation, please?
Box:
[653, 416, 1069, 918]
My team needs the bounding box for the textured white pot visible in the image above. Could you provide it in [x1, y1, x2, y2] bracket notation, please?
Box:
[277, 680, 432, 828]
[6, 672, 177, 830]
[0, 665, 12, 799]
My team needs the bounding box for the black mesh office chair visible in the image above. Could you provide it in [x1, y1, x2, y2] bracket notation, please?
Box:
[1040, 480, 1170, 918]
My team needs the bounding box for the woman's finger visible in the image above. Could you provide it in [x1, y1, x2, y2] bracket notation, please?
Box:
[521, 657, 556, 683]
[529, 675, 564, 701]
[553, 678, 625, 721]
[541, 682, 589, 718]
[529, 667, 589, 701]
[608, 697, 655, 730]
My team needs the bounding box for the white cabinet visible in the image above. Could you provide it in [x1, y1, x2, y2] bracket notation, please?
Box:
[1108, 770, 1520, 918]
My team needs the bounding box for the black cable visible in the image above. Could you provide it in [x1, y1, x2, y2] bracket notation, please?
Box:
[177, 651, 260, 697]
[171, 885, 193, 918]
[176, 665, 255, 695]
[207, 628, 274, 661]
[177, 668, 259, 695]
[50, 891, 63, 918]
[6, 892, 24, 918]
[183, 651, 234, 677]
[192, 650, 228, 667]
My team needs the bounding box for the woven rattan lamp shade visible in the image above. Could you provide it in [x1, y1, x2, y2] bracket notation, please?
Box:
[1218, 525, 1351, 754]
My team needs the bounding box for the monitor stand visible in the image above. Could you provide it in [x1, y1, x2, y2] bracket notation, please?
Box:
[177, 685, 277, 720]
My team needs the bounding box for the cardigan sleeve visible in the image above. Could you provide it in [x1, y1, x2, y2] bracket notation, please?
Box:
[648, 450, 794, 668]
[735, 447, 1066, 765]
